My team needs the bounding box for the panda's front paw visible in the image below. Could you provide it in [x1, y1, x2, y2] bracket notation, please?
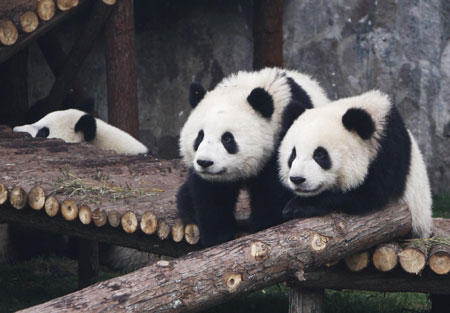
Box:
[282, 198, 320, 219]
[282, 198, 302, 219]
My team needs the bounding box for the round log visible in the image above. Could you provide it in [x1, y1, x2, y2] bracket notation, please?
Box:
[37, 0, 56, 21]
[121, 211, 138, 234]
[56, 0, 79, 11]
[185, 224, 200, 245]
[171, 220, 184, 242]
[79, 205, 92, 225]
[372, 243, 399, 272]
[157, 220, 170, 240]
[0, 184, 8, 205]
[44, 196, 59, 217]
[10, 186, 27, 209]
[140, 211, 158, 235]
[20, 11, 39, 33]
[92, 208, 107, 227]
[61, 199, 78, 221]
[107, 210, 121, 227]
[344, 251, 370, 272]
[0, 20, 18, 46]
[102, 0, 117, 5]
[398, 244, 427, 275]
[429, 244, 450, 275]
[28, 186, 45, 210]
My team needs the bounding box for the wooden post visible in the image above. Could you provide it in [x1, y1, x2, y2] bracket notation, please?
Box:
[104, 0, 139, 139]
[289, 287, 324, 313]
[78, 238, 99, 289]
[253, 0, 283, 70]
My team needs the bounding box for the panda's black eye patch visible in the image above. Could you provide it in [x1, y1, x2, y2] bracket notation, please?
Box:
[288, 147, 296, 168]
[36, 127, 49, 138]
[221, 132, 238, 154]
[193, 130, 204, 151]
[313, 146, 331, 170]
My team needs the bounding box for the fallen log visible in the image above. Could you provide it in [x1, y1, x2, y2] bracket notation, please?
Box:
[19, 202, 411, 313]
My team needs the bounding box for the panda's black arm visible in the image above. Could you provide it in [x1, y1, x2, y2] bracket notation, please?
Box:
[189, 172, 241, 247]
[283, 188, 387, 219]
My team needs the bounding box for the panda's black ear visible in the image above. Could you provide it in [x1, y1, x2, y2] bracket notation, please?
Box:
[247, 88, 274, 118]
[342, 108, 375, 140]
[280, 100, 306, 139]
[75, 114, 97, 142]
[189, 82, 206, 108]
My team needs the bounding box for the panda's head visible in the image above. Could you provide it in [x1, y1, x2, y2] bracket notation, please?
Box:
[279, 91, 390, 196]
[179, 82, 277, 182]
[13, 109, 96, 143]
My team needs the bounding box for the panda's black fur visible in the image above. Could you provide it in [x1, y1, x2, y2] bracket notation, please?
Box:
[177, 68, 328, 247]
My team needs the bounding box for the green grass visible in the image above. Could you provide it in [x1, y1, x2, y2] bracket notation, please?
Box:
[433, 193, 450, 218]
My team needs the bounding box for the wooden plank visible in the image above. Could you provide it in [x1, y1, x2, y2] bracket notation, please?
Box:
[289, 287, 324, 313]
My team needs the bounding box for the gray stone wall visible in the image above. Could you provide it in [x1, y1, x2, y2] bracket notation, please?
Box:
[27, 0, 449, 192]
[284, 0, 450, 193]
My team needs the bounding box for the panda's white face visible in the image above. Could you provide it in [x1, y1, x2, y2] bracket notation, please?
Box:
[278, 106, 375, 196]
[13, 109, 86, 142]
[180, 91, 275, 182]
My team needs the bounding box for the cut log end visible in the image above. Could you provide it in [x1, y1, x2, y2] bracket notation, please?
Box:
[372, 243, 399, 272]
[102, 0, 117, 5]
[79, 205, 92, 225]
[20, 11, 39, 33]
[56, 0, 79, 11]
[10, 186, 27, 209]
[140, 211, 158, 235]
[121, 211, 138, 234]
[0, 184, 8, 205]
[61, 199, 78, 221]
[250, 241, 270, 262]
[429, 244, 450, 275]
[398, 247, 427, 275]
[92, 208, 107, 227]
[28, 186, 46, 210]
[38, 0, 56, 21]
[185, 224, 200, 245]
[107, 211, 121, 228]
[44, 196, 59, 217]
[171, 220, 185, 242]
[310, 233, 329, 252]
[157, 221, 171, 240]
[344, 251, 370, 272]
[0, 20, 18, 46]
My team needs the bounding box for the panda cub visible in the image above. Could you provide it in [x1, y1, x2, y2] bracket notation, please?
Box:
[279, 90, 432, 238]
[13, 108, 148, 155]
[178, 67, 329, 246]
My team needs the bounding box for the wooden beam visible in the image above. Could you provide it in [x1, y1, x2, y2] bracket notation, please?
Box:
[26, 0, 114, 123]
[289, 287, 324, 313]
[18, 203, 411, 313]
[78, 238, 99, 289]
[253, 0, 283, 70]
[104, 0, 139, 138]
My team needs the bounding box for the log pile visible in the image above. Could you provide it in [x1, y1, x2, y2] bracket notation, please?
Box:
[1, 126, 450, 266]
[18, 201, 413, 313]
[0, 0, 116, 64]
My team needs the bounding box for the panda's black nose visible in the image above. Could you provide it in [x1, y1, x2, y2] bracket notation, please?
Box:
[290, 176, 306, 185]
[197, 160, 214, 168]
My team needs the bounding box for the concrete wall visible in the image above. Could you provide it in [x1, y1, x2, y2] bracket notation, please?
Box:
[27, 0, 450, 192]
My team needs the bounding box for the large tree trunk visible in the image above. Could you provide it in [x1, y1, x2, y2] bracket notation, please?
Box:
[19, 202, 411, 313]
[104, 0, 139, 139]
[253, 0, 283, 70]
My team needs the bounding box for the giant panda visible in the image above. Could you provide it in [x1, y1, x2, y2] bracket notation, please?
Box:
[6, 105, 151, 269]
[178, 67, 330, 246]
[278, 90, 432, 238]
[13, 108, 148, 155]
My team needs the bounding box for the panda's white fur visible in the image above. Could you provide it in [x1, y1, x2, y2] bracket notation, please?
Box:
[279, 90, 432, 238]
[13, 109, 148, 155]
[179, 67, 329, 182]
